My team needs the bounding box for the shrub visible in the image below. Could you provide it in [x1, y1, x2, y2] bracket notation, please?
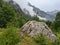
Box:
[0, 27, 21, 45]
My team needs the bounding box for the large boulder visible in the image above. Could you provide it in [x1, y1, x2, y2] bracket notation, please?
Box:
[21, 21, 56, 40]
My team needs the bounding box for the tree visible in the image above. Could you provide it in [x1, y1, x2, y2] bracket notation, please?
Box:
[45, 21, 52, 28]
[0, 0, 28, 28]
[53, 12, 60, 30]
[0, 1, 17, 28]
[32, 15, 40, 21]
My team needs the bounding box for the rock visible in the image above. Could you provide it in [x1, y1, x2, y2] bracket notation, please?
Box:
[21, 21, 56, 40]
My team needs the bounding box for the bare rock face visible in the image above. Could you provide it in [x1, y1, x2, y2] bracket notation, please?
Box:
[21, 21, 56, 40]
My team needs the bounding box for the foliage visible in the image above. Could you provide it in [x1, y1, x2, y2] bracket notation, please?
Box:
[53, 12, 60, 30]
[32, 15, 40, 21]
[0, 1, 17, 28]
[52, 38, 60, 45]
[0, 27, 21, 45]
[34, 33, 52, 45]
[12, 17, 27, 28]
[45, 21, 52, 27]
[33, 33, 60, 45]
[0, 0, 28, 28]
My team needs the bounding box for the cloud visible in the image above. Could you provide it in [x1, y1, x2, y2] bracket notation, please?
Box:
[13, 0, 60, 12]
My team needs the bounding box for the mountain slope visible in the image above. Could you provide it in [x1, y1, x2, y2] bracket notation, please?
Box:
[28, 3, 56, 21]
[47, 10, 59, 17]
[4, 0, 31, 21]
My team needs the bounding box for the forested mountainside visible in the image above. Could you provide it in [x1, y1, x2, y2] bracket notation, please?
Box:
[4, 0, 31, 20]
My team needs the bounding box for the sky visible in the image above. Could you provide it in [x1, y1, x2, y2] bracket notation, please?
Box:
[13, 0, 60, 14]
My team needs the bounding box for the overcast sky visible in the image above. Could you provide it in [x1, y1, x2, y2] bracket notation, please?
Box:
[13, 0, 60, 14]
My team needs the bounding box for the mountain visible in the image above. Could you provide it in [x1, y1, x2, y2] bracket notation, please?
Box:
[4, 0, 59, 21]
[28, 3, 49, 17]
[47, 10, 59, 17]
[28, 3, 57, 21]
[23, 8, 30, 15]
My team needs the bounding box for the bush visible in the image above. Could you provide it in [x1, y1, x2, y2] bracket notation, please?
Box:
[34, 33, 50, 45]
[0, 27, 21, 45]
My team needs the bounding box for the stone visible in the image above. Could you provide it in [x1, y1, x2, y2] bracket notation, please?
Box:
[21, 21, 56, 40]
